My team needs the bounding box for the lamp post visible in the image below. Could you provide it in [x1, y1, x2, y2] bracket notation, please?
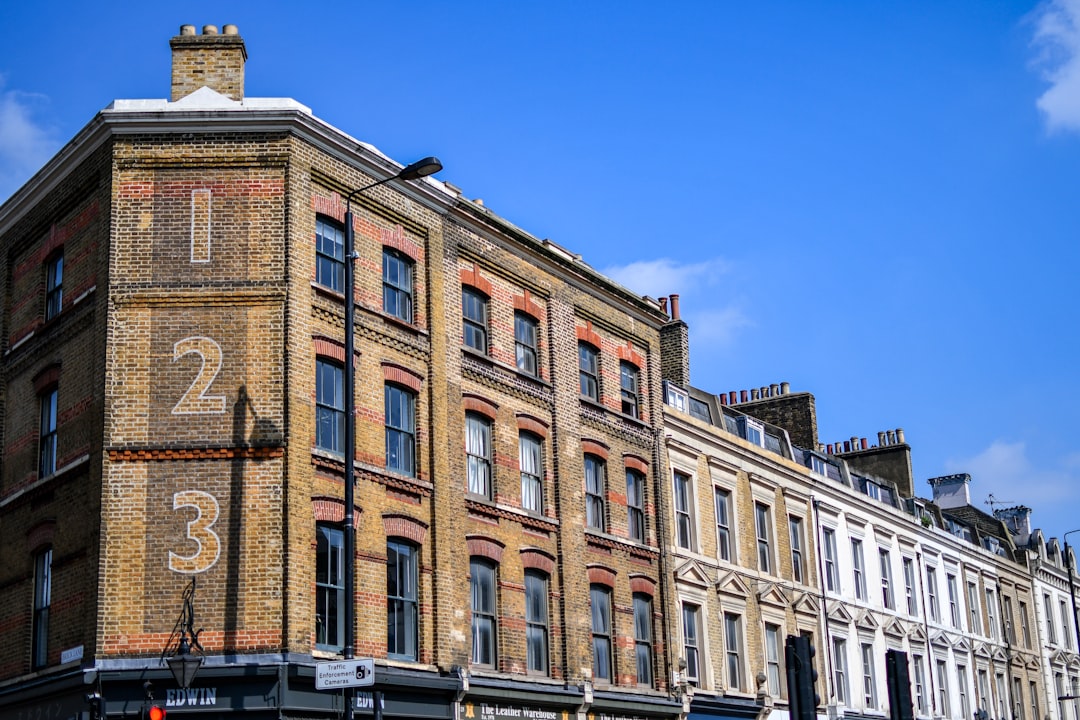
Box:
[341, 156, 442, 720]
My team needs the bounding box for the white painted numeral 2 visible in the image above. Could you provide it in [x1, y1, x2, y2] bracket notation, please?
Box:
[172, 336, 226, 414]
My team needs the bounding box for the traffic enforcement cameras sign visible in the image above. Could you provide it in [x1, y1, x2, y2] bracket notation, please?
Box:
[316, 659, 375, 689]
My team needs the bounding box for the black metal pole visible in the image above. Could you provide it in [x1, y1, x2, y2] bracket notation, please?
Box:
[343, 202, 357, 720]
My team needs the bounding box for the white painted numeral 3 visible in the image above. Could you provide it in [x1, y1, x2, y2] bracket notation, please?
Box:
[169, 490, 221, 574]
[172, 336, 226, 414]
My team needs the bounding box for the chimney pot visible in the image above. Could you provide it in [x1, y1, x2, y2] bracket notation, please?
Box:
[886, 430, 896, 445]
[861, 438, 868, 450]
[760, 386, 768, 399]
[780, 381, 790, 394]
[877, 431, 887, 446]
[751, 388, 759, 400]
[826, 444, 834, 454]
[180, 24, 196, 35]
[718, 394, 727, 406]
[203, 24, 219, 34]
[770, 383, 779, 397]
[670, 294, 681, 320]
[223, 24, 239, 35]
[843, 441, 851, 452]
[740, 390, 748, 403]
[896, 428, 905, 444]
[659, 297, 669, 315]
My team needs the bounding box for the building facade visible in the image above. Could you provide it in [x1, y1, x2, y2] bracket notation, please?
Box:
[0, 25, 684, 720]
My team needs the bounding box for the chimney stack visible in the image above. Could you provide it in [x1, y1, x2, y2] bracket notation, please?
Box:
[171, 23, 247, 102]
[659, 294, 690, 387]
[927, 473, 972, 510]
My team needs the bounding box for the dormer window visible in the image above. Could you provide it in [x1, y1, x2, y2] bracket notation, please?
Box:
[737, 416, 763, 446]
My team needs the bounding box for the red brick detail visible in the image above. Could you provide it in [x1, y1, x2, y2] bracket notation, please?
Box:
[576, 321, 602, 349]
[381, 225, 423, 262]
[313, 193, 346, 223]
[108, 446, 284, 461]
[516, 414, 549, 439]
[467, 535, 505, 563]
[33, 365, 61, 394]
[623, 454, 649, 474]
[11, 201, 100, 284]
[581, 439, 609, 460]
[512, 289, 543, 320]
[26, 520, 56, 553]
[463, 394, 498, 420]
[460, 263, 492, 296]
[520, 548, 555, 575]
[382, 363, 423, 392]
[312, 498, 345, 523]
[616, 341, 644, 369]
[314, 336, 346, 363]
[587, 565, 616, 588]
[383, 514, 428, 544]
[629, 574, 657, 596]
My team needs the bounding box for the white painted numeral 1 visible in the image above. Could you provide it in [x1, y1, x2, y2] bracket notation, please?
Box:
[169, 490, 221, 574]
[172, 337, 226, 415]
[190, 189, 211, 263]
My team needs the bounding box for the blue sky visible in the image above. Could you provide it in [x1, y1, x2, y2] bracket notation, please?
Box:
[2, 1, 1079, 543]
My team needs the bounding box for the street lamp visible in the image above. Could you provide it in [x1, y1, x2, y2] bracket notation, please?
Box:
[161, 578, 204, 689]
[341, 156, 442, 720]
[167, 632, 203, 689]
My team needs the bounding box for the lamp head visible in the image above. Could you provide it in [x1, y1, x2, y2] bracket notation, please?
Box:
[397, 156, 442, 181]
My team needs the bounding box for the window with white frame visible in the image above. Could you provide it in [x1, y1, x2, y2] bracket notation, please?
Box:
[383, 248, 414, 322]
[958, 663, 971, 720]
[1046, 593, 1057, 644]
[525, 571, 549, 675]
[387, 539, 418, 661]
[462, 287, 489, 353]
[715, 487, 732, 561]
[765, 623, 782, 697]
[790, 516, 805, 584]
[315, 359, 344, 454]
[861, 643, 877, 708]
[1003, 595, 1015, 644]
[514, 312, 539, 376]
[978, 669, 991, 715]
[465, 413, 492, 499]
[823, 528, 839, 592]
[971, 583, 984, 635]
[385, 384, 416, 477]
[45, 252, 63, 320]
[724, 612, 742, 691]
[903, 557, 918, 615]
[937, 660, 951, 717]
[626, 469, 645, 543]
[633, 593, 653, 687]
[673, 470, 694, 550]
[585, 455, 606, 531]
[620, 361, 640, 418]
[1019, 600, 1032, 649]
[926, 566, 939, 621]
[879, 548, 893, 609]
[39, 386, 58, 477]
[755, 502, 772, 574]
[682, 603, 702, 685]
[519, 433, 543, 513]
[32, 547, 52, 669]
[833, 637, 849, 705]
[913, 654, 928, 715]
[851, 539, 866, 600]
[1062, 599, 1074, 649]
[1030, 680, 1039, 720]
[315, 525, 344, 652]
[471, 559, 498, 666]
[591, 585, 613, 682]
[579, 343, 599, 401]
[315, 216, 345, 292]
[1012, 676, 1024, 720]
[947, 573, 960, 628]
[986, 589, 999, 641]
[995, 673, 1007, 720]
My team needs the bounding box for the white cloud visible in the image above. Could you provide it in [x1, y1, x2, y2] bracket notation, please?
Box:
[601, 256, 750, 352]
[0, 74, 59, 199]
[1032, 0, 1080, 132]
[600, 257, 731, 300]
[944, 440, 1080, 535]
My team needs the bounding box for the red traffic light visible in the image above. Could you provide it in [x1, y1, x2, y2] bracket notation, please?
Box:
[148, 706, 166, 720]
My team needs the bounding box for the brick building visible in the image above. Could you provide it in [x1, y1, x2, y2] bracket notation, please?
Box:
[0, 25, 685, 720]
